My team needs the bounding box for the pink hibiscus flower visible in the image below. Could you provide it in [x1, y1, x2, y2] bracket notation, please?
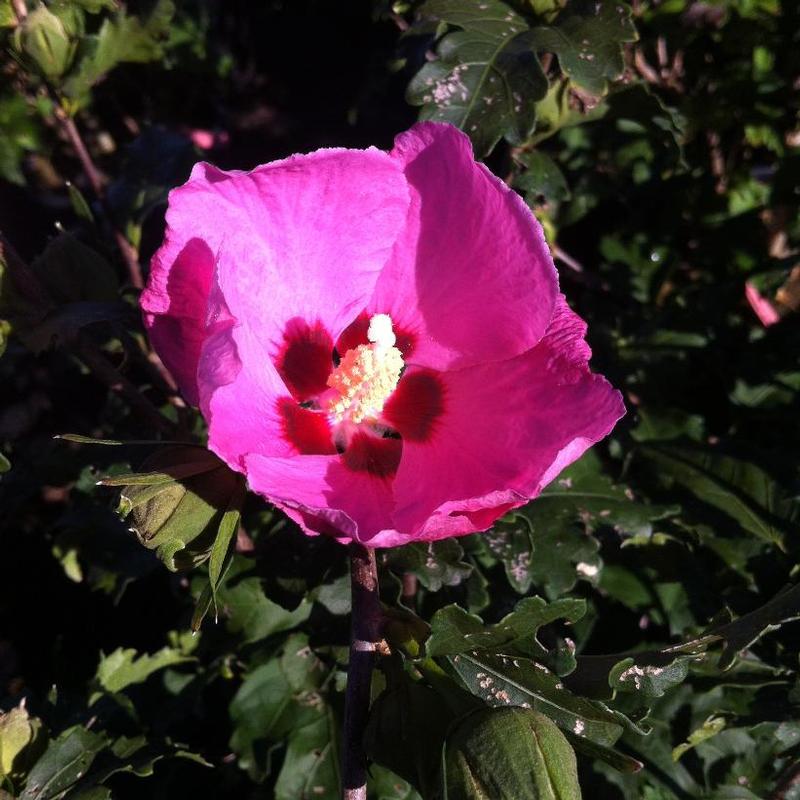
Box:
[141, 123, 624, 547]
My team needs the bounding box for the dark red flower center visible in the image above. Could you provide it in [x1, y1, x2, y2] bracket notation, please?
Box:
[273, 313, 444, 478]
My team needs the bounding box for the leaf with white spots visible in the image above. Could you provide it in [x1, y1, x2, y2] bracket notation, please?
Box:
[446, 650, 632, 746]
[525, 0, 637, 96]
[408, 0, 547, 156]
[19, 727, 107, 800]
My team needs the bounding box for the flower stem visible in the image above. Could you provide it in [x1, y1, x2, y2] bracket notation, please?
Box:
[343, 543, 382, 800]
[53, 103, 144, 289]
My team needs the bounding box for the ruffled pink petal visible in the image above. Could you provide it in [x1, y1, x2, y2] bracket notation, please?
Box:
[204, 148, 408, 359]
[244, 451, 397, 544]
[367, 122, 559, 371]
[142, 147, 409, 406]
[390, 295, 625, 539]
[142, 200, 217, 404]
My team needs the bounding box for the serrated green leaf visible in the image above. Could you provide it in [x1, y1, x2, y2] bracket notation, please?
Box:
[369, 765, 422, 800]
[526, 1, 637, 96]
[427, 597, 586, 660]
[113, 446, 246, 571]
[386, 539, 472, 591]
[487, 451, 676, 596]
[94, 645, 192, 695]
[274, 709, 340, 800]
[62, 0, 175, 104]
[408, 0, 547, 156]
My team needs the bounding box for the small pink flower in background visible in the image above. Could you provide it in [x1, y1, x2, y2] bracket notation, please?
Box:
[186, 128, 231, 151]
[745, 281, 780, 327]
[141, 123, 624, 547]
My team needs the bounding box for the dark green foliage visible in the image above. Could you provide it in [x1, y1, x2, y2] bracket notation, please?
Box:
[2, 0, 800, 798]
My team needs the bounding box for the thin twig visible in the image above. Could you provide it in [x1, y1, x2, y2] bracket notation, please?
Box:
[342, 544, 383, 800]
[73, 335, 175, 435]
[54, 104, 144, 288]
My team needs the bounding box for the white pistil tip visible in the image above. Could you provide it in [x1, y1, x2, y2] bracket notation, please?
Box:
[367, 313, 396, 349]
[326, 314, 403, 424]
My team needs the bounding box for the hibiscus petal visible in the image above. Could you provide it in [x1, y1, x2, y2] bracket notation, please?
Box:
[368, 122, 559, 371]
[198, 276, 300, 466]
[203, 149, 408, 356]
[142, 147, 409, 405]
[391, 295, 625, 539]
[244, 452, 397, 544]
[142, 190, 219, 404]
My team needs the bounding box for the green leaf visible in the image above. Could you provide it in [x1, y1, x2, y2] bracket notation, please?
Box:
[94, 645, 192, 695]
[217, 557, 311, 643]
[526, 1, 637, 96]
[274, 710, 340, 800]
[386, 539, 472, 591]
[609, 657, 690, 698]
[537, 451, 678, 539]
[492, 517, 601, 598]
[66, 182, 94, 222]
[672, 715, 727, 761]
[443, 707, 582, 799]
[514, 150, 571, 203]
[56, 434, 181, 445]
[20, 727, 106, 800]
[408, 0, 547, 156]
[0, 705, 47, 783]
[486, 451, 677, 597]
[637, 442, 797, 548]
[709, 583, 800, 670]
[369, 765, 422, 800]
[230, 634, 335, 783]
[0, 93, 41, 185]
[447, 651, 628, 746]
[62, 0, 175, 104]
[561, 732, 642, 774]
[427, 597, 586, 662]
[28, 233, 117, 303]
[0, 1, 15, 27]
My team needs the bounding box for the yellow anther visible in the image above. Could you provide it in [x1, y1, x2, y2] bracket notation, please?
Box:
[327, 315, 403, 424]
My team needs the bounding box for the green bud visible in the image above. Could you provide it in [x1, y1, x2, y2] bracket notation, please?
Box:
[109, 446, 245, 572]
[12, 4, 77, 79]
[443, 707, 581, 800]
